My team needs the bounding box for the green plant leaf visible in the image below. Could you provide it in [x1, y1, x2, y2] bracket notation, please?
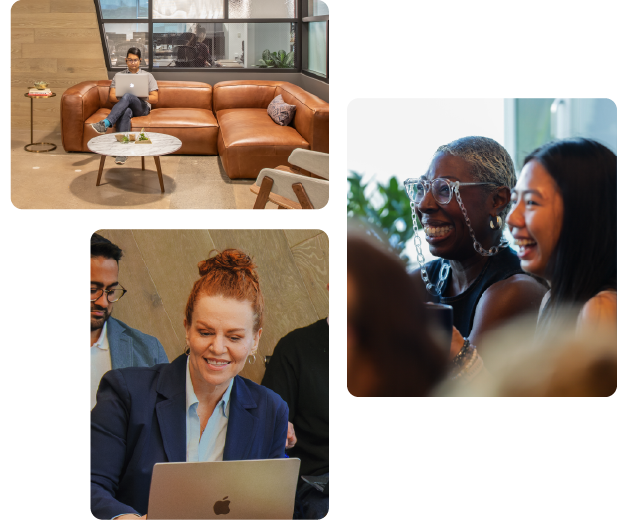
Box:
[347, 171, 415, 266]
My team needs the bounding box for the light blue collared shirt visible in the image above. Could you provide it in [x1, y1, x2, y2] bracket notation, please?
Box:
[185, 357, 233, 462]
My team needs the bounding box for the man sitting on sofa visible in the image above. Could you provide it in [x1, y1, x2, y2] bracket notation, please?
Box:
[90, 47, 158, 165]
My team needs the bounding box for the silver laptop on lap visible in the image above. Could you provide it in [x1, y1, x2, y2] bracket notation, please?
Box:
[115, 73, 149, 98]
[147, 458, 301, 519]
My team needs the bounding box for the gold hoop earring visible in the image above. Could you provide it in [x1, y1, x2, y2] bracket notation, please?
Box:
[247, 354, 256, 365]
[496, 216, 502, 228]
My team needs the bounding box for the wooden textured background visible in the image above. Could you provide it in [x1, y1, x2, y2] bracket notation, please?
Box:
[11, 0, 108, 132]
[96, 229, 329, 383]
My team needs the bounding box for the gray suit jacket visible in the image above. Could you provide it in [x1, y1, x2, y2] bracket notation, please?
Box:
[106, 316, 169, 369]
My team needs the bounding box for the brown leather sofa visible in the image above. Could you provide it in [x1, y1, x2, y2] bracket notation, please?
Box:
[213, 80, 329, 179]
[61, 80, 218, 155]
[60, 79, 329, 179]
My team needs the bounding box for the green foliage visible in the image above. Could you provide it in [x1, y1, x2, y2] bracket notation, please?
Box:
[347, 171, 415, 264]
[257, 49, 295, 68]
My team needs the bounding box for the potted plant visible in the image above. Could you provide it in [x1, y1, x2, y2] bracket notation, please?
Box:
[136, 128, 152, 144]
[257, 49, 295, 68]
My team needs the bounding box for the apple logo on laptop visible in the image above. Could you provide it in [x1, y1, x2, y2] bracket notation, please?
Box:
[129, 83, 134, 88]
[213, 496, 231, 515]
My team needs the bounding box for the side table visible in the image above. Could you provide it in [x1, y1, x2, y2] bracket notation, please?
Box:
[24, 92, 57, 153]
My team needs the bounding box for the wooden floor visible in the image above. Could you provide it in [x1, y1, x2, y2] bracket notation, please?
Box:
[11, 129, 278, 209]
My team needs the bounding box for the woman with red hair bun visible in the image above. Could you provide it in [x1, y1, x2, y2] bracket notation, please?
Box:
[91, 249, 289, 520]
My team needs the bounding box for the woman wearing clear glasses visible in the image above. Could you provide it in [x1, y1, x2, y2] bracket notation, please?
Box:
[506, 138, 616, 334]
[90, 47, 159, 165]
[91, 249, 288, 519]
[405, 136, 547, 366]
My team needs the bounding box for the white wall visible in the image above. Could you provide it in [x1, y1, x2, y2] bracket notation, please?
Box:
[248, 24, 292, 66]
[225, 23, 247, 62]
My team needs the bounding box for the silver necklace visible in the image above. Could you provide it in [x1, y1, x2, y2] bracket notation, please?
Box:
[410, 188, 509, 297]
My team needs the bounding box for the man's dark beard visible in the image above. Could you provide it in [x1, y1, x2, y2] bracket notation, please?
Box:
[91, 304, 111, 331]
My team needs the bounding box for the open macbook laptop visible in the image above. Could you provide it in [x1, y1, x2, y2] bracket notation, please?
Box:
[147, 458, 301, 519]
[115, 73, 149, 98]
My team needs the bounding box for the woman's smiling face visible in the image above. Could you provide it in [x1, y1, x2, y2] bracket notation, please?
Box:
[507, 160, 564, 280]
[185, 294, 261, 394]
[416, 153, 494, 260]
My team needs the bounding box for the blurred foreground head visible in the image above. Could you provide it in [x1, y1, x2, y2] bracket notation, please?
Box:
[347, 232, 447, 396]
[438, 308, 616, 397]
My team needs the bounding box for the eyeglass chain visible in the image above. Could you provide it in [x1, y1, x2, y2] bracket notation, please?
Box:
[410, 185, 509, 297]
[411, 200, 449, 296]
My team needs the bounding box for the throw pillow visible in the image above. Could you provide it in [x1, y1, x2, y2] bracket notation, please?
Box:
[267, 95, 296, 126]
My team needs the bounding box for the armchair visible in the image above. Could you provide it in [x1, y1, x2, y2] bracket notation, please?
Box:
[251, 149, 329, 209]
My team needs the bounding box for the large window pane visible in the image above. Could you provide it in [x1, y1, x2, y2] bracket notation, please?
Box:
[99, 0, 149, 19]
[152, 23, 295, 69]
[104, 23, 149, 68]
[152, 0, 224, 19]
[230, 0, 296, 18]
[307, 21, 326, 76]
[509, 98, 617, 169]
[308, 0, 329, 16]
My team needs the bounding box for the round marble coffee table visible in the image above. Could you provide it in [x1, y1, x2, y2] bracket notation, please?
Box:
[87, 132, 182, 193]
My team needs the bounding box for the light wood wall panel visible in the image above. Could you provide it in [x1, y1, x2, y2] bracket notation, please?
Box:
[98, 230, 183, 355]
[11, 0, 108, 133]
[290, 232, 330, 319]
[97, 230, 329, 384]
[284, 229, 324, 248]
[12, 0, 51, 13]
[51, 0, 96, 12]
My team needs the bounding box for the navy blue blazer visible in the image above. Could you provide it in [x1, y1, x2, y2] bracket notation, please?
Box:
[91, 354, 288, 519]
[106, 316, 169, 369]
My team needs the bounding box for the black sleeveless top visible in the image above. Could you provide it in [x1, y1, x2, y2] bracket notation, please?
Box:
[426, 247, 524, 338]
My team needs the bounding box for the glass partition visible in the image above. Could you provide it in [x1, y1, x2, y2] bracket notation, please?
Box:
[95, 0, 326, 78]
[99, 0, 149, 19]
[229, 0, 296, 18]
[307, 21, 326, 76]
[308, 0, 328, 16]
[152, 22, 295, 68]
[104, 23, 150, 68]
[152, 0, 224, 18]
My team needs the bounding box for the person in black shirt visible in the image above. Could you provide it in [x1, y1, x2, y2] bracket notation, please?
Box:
[406, 136, 547, 359]
[262, 313, 329, 519]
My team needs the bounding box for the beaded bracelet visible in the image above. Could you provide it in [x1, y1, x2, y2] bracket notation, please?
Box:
[452, 338, 471, 367]
[450, 338, 484, 381]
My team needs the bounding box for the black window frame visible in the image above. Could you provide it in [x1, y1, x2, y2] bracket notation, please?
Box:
[94, 0, 311, 75]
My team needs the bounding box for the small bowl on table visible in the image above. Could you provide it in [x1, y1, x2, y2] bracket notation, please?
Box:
[33, 82, 49, 90]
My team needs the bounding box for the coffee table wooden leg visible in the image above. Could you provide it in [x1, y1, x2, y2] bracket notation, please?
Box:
[142, 156, 145, 170]
[96, 155, 106, 186]
[153, 156, 165, 193]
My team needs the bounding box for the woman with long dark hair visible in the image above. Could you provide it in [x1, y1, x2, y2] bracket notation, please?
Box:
[506, 137, 616, 332]
[446, 138, 616, 386]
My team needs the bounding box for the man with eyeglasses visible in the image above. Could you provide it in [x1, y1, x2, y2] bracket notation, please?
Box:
[91, 233, 168, 409]
[90, 47, 159, 165]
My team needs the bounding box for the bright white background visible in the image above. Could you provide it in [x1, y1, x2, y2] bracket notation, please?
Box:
[2, 1, 636, 519]
[348, 99, 505, 266]
[348, 99, 505, 186]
